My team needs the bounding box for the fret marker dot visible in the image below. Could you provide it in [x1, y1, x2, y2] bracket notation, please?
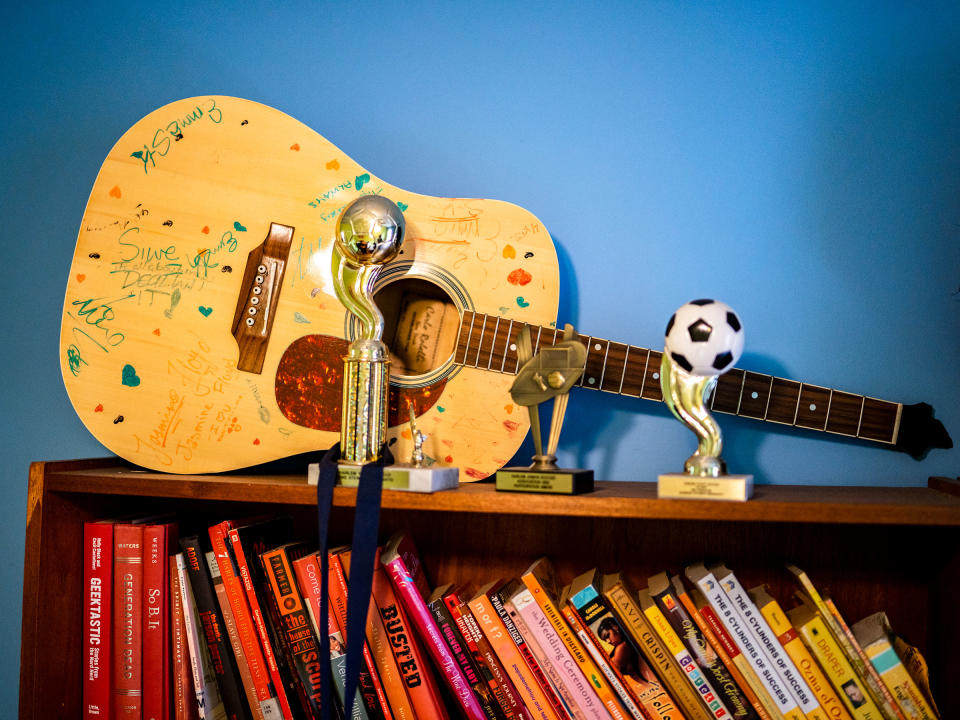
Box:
[751, 391, 759, 399]
[510, 343, 517, 351]
[588, 377, 596, 385]
[809, 403, 817, 412]
[594, 343, 601, 351]
[652, 372, 659, 380]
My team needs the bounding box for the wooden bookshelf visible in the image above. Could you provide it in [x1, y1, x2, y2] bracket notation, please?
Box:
[21, 458, 960, 718]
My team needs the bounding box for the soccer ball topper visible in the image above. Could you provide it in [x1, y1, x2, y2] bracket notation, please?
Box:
[664, 299, 744, 377]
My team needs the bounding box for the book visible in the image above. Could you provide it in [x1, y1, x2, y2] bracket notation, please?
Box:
[209, 520, 283, 720]
[380, 532, 488, 720]
[672, 577, 778, 720]
[171, 555, 201, 720]
[327, 549, 391, 720]
[260, 543, 326, 720]
[445, 583, 528, 720]
[143, 521, 178, 720]
[428, 583, 505, 720]
[648, 571, 751, 719]
[638, 586, 729, 720]
[83, 520, 114, 720]
[682, 581, 784, 720]
[709, 563, 826, 720]
[567, 568, 693, 719]
[181, 535, 252, 720]
[889, 638, 939, 719]
[469, 580, 563, 720]
[372, 554, 450, 719]
[787, 604, 882, 720]
[601, 572, 712, 720]
[748, 585, 851, 720]
[340, 549, 417, 720]
[520, 557, 629, 720]
[685, 563, 804, 720]
[176, 551, 226, 720]
[850, 613, 937, 720]
[114, 522, 145, 720]
[509, 582, 608, 720]
[293, 551, 371, 720]
[228, 518, 300, 720]
[786, 565, 903, 720]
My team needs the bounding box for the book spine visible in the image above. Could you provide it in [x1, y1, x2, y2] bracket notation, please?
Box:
[338, 550, 417, 720]
[695, 602, 785, 720]
[567, 583, 680, 720]
[713, 570, 823, 720]
[428, 595, 505, 720]
[603, 581, 711, 720]
[640, 591, 731, 720]
[181, 536, 251, 720]
[261, 546, 326, 720]
[114, 524, 145, 720]
[209, 523, 281, 720]
[511, 587, 607, 720]
[372, 561, 450, 719]
[859, 638, 935, 720]
[559, 602, 648, 719]
[792, 613, 882, 720]
[752, 593, 851, 720]
[176, 551, 223, 720]
[143, 524, 174, 720]
[209, 550, 267, 720]
[492, 589, 567, 719]
[227, 528, 297, 720]
[450, 595, 527, 720]
[691, 573, 802, 720]
[326, 552, 390, 720]
[382, 554, 488, 720]
[648, 580, 747, 719]
[504, 600, 575, 719]
[469, 591, 562, 720]
[84, 522, 114, 720]
[170, 556, 200, 720]
[520, 569, 628, 720]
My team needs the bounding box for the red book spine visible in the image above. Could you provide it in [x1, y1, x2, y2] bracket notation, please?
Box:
[381, 551, 488, 720]
[209, 522, 278, 716]
[143, 523, 177, 720]
[228, 527, 296, 720]
[114, 524, 145, 720]
[84, 521, 114, 720]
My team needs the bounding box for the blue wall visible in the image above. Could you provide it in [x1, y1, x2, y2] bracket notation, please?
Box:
[4, 1, 958, 710]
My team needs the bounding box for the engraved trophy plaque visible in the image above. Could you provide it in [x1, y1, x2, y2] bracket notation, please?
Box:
[657, 299, 753, 501]
[496, 324, 594, 494]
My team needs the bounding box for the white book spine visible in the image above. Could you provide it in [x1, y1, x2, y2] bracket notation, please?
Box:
[714, 569, 820, 715]
[176, 552, 226, 720]
[693, 569, 800, 717]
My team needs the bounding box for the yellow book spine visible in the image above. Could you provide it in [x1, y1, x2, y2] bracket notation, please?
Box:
[861, 639, 937, 720]
[756, 595, 852, 720]
[793, 612, 883, 720]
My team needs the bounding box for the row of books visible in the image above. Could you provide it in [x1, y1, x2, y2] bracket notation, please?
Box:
[82, 514, 940, 720]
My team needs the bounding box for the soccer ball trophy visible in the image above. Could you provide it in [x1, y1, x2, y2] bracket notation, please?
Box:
[658, 299, 753, 500]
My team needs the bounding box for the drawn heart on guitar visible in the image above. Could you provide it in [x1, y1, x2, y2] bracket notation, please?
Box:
[121, 365, 140, 387]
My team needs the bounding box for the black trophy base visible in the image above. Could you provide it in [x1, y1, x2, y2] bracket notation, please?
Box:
[495, 467, 594, 495]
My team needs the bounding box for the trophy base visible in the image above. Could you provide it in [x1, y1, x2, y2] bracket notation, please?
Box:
[657, 473, 754, 501]
[307, 463, 460, 493]
[495, 468, 594, 495]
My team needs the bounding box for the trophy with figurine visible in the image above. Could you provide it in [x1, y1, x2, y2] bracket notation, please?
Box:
[658, 299, 753, 500]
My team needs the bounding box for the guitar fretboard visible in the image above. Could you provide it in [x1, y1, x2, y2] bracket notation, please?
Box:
[454, 310, 901, 445]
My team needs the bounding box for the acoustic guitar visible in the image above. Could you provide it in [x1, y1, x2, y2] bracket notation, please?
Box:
[60, 96, 951, 478]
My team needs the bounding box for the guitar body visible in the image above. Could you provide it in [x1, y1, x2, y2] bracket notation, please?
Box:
[61, 96, 558, 478]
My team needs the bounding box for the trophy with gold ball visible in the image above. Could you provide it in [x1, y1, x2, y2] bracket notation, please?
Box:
[658, 299, 753, 500]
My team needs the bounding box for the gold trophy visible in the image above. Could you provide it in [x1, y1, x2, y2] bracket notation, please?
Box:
[657, 299, 753, 500]
[317, 195, 458, 492]
[496, 324, 594, 494]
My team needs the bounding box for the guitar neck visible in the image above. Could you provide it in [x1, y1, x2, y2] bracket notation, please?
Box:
[454, 310, 901, 447]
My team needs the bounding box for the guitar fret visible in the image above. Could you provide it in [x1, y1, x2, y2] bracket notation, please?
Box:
[602, 342, 628, 393]
[735, 371, 745, 413]
[619, 346, 629, 394]
[792, 383, 804, 426]
[859, 397, 899, 443]
[824, 389, 833, 431]
[640, 351, 664, 401]
[856, 396, 866, 437]
[710, 369, 744, 415]
[795, 384, 831, 430]
[457, 311, 476, 366]
[582, 338, 608, 390]
[636, 349, 652, 398]
[499, 319, 515, 373]
[824, 390, 864, 437]
[486, 316, 501, 370]
[620, 347, 648, 398]
[766, 378, 801, 424]
[474, 315, 488, 368]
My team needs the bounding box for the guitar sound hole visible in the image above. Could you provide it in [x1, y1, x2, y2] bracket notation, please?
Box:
[374, 278, 459, 378]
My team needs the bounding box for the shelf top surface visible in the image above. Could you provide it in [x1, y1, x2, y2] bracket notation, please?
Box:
[34, 459, 960, 526]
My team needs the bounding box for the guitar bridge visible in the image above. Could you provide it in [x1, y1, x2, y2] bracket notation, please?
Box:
[231, 222, 294, 373]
